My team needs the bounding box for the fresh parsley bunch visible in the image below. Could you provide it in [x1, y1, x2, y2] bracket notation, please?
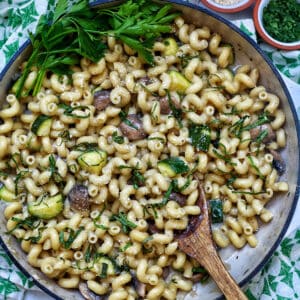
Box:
[14, 0, 180, 99]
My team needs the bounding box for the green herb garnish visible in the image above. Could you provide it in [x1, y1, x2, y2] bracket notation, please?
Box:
[8, 216, 41, 234]
[58, 103, 90, 119]
[263, 0, 300, 43]
[14, 0, 179, 98]
[72, 143, 98, 152]
[119, 164, 145, 189]
[112, 131, 124, 144]
[110, 212, 137, 234]
[167, 90, 183, 127]
[120, 242, 133, 252]
[59, 226, 84, 249]
[242, 112, 270, 131]
[247, 156, 265, 179]
[213, 143, 236, 166]
[49, 154, 64, 184]
[119, 111, 138, 130]
[14, 170, 29, 194]
[100, 263, 108, 278]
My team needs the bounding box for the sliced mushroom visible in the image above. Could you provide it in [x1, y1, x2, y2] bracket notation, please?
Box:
[68, 184, 90, 216]
[138, 76, 153, 86]
[250, 124, 275, 143]
[93, 90, 111, 111]
[269, 149, 286, 175]
[120, 114, 147, 141]
[159, 95, 181, 114]
[169, 192, 187, 207]
[148, 220, 163, 234]
[162, 266, 171, 279]
[131, 272, 146, 298]
[184, 273, 206, 283]
[79, 282, 103, 300]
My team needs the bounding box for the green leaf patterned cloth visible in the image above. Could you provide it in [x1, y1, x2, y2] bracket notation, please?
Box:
[0, 1, 299, 300]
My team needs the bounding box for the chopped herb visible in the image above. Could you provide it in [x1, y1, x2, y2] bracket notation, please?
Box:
[223, 107, 241, 116]
[59, 226, 84, 249]
[119, 111, 138, 130]
[94, 224, 108, 230]
[179, 54, 200, 68]
[151, 179, 177, 208]
[142, 236, 153, 244]
[58, 130, 71, 142]
[242, 112, 270, 131]
[92, 205, 107, 229]
[110, 212, 137, 234]
[14, 170, 29, 194]
[139, 83, 159, 97]
[213, 144, 236, 166]
[8, 216, 41, 234]
[100, 263, 108, 278]
[84, 244, 94, 262]
[119, 164, 145, 189]
[142, 245, 153, 254]
[49, 154, 64, 184]
[189, 124, 211, 152]
[120, 242, 133, 252]
[209, 199, 223, 224]
[232, 189, 266, 195]
[147, 137, 165, 143]
[247, 156, 265, 179]
[150, 101, 159, 122]
[112, 131, 124, 144]
[226, 176, 237, 188]
[229, 116, 249, 138]
[23, 227, 46, 243]
[263, 0, 300, 43]
[167, 90, 183, 127]
[58, 103, 90, 119]
[72, 143, 98, 152]
[143, 205, 158, 219]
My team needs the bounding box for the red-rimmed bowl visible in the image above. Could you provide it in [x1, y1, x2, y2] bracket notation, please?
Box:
[253, 0, 300, 50]
[201, 0, 255, 13]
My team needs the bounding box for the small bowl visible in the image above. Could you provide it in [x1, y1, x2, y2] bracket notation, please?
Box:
[253, 0, 300, 50]
[201, 0, 255, 13]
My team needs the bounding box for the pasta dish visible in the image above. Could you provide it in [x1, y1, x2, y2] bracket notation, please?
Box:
[0, 0, 288, 299]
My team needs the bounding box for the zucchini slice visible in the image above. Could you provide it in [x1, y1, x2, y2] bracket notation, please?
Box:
[28, 194, 64, 219]
[0, 182, 16, 202]
[158, 157, 189, 178]
[163, 38, 178, 56]
[31, 115, 52, 136]
[169, 71, 191, 93]
[77, 150, 107, 175]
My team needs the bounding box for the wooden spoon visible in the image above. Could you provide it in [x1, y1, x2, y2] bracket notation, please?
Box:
[177, 183, 248, 300]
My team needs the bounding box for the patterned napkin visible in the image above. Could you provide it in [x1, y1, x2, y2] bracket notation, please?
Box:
[0, 1, 299, 299]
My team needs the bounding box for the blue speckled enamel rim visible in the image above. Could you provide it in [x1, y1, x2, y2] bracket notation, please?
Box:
[0, 1, 299, 299]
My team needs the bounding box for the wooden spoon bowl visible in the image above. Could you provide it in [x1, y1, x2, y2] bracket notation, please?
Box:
[177, 183, 248, 300]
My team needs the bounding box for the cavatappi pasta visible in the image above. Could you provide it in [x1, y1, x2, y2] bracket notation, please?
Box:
[1, 15, 288, 299]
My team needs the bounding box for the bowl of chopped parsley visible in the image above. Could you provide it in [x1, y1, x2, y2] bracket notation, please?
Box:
[253, 0, 300, 50]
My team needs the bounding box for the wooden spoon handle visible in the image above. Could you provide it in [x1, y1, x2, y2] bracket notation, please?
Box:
[187, 232, 248, 300]
[205, 252, 247, 300]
